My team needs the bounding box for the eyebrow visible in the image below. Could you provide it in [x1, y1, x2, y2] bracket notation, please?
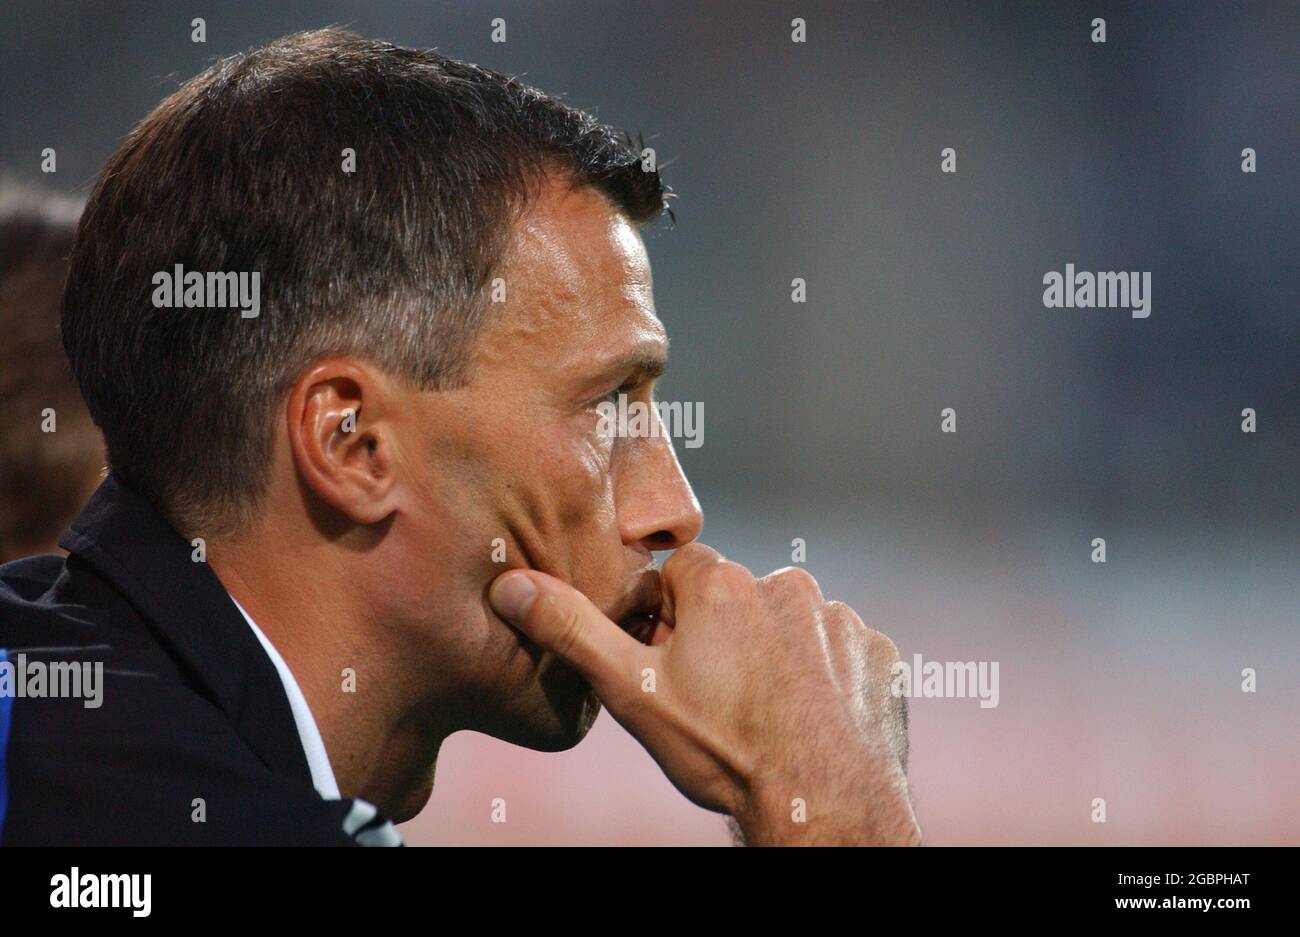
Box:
[625, 346, 668, 381]
[584, 340, 669, 390]
[595, 340, 665, 382]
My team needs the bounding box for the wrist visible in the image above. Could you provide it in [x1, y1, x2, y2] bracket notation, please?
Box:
[734, 776, 921, 846]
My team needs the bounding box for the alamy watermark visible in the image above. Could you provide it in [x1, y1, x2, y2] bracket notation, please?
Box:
[0, 653, 103, 708]
[50, 868, 151, 917]
[891, 653, 999, 709]
[596, 393, 703, 448]
[1043, 264, 1151, 318]
[152, 263, 260, 318]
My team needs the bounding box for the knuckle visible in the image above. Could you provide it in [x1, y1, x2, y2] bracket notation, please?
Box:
[824, 599, 864, 628]
[762, 566, 823, 601]
[710, 559, 756, 598]
[662, 542, 721, 586]
[867, 628, 902, 664]
[664, 541, 718, 571]
[823, 598, 854, 617]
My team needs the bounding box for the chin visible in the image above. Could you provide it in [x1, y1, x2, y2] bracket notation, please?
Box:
[526, 693, 602, 752]
[492, 656, 603, 752]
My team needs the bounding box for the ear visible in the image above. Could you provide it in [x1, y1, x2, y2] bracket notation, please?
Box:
[285, 357, 401, 526]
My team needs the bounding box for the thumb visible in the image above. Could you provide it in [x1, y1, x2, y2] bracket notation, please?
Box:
[488, 569, 641, 702]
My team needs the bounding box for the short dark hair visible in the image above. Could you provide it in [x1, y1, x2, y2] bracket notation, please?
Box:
[62, 27, 669, 534]
[0, 179, 102, 562]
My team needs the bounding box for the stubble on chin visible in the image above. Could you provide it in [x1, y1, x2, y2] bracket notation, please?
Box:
[533, 652, 603, 746]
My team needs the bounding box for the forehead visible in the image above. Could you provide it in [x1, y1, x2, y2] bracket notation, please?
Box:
[473, 177, 664, 372]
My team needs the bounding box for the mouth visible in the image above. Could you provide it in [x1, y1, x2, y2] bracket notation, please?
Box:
[613, 568, 663, 645]
[617, 611, 658, 645]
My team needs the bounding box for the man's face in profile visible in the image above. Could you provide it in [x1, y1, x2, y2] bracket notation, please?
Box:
[391, 175, 702, 750]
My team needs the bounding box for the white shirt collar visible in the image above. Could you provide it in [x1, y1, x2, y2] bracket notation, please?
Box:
[229, 595, 341, 800]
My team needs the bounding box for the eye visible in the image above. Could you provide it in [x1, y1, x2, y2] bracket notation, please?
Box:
[596, 381, 637, 408]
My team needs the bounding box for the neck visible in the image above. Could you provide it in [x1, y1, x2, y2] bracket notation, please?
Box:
[211, 530, 451, 822]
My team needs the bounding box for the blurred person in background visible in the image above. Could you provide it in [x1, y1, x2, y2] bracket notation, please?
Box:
[0, 179, 103, 563]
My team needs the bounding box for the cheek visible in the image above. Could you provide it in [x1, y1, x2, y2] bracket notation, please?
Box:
[546, 427, 617, 528]
[572, 428, 612, 485]
[476, 416, 619, 544]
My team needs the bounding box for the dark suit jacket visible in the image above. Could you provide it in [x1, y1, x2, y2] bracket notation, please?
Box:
[0, 474, 399, 845]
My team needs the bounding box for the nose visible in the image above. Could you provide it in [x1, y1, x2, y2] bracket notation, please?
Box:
[616, 432, 703, 553]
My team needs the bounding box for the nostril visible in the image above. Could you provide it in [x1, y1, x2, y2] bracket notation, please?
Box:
[644, 530, 677, 550]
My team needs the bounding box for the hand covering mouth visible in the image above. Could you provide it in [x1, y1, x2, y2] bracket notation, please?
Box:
[613, 569, 662, 645]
